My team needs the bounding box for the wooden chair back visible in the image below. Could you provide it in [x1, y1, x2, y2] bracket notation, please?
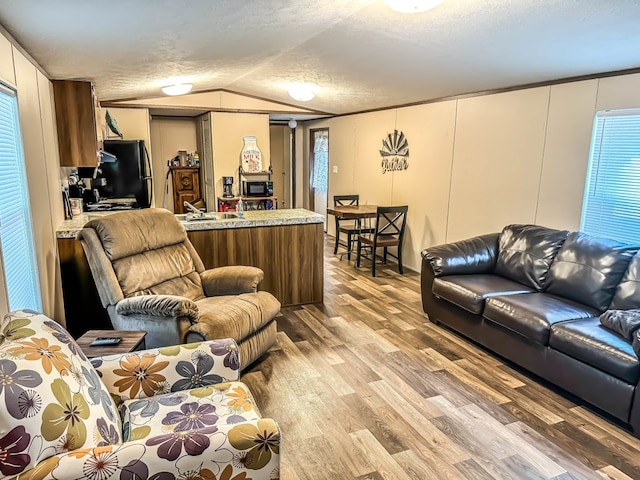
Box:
[374, 206, 409, 243]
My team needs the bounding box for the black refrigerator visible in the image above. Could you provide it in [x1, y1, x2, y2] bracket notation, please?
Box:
[99, 139, 153, 208]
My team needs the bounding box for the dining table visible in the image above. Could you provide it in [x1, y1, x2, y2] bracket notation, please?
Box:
[326, 204, 379, 220]
[326, 204, 379, 261]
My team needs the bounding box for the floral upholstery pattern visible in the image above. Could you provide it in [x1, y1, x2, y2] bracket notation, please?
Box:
[0, 311, 121, 477]
[0, 311, 280, 480]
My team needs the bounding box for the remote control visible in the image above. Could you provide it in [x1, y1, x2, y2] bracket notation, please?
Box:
[89, 337, 121, 347]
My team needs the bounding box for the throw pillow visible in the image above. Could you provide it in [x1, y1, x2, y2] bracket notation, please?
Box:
[599, 309, 640, 340]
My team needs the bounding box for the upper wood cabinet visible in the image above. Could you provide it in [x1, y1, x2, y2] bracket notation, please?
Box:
[53, 80, 99, 167]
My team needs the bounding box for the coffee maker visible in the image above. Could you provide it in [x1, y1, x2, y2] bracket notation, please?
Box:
[222, 176, 234, 198]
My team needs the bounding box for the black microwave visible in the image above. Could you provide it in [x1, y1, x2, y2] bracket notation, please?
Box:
[243, 181, 273, 197]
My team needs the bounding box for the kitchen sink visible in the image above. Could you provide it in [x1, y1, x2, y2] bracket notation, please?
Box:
[175, 212, 220, 222]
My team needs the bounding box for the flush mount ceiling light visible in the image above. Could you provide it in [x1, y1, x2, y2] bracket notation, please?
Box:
[384, 0, 443, 13]
[161, 83, 193, 96]
[288, 85, 315, 102]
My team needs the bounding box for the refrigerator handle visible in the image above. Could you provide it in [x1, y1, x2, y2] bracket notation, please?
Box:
[143, 143, 153, 207]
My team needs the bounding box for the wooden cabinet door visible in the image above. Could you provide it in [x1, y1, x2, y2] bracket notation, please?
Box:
[172, 167, 201, 213]
[53, 80, 98, 167]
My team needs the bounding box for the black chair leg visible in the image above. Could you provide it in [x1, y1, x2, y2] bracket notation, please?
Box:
[356, 239, 362, 267]
[372, 246, 376, 277]
[383, 247, 388, 264]
[346, 232, 353, 260]
[334, 230, 340, 254]
[398, 245, 404, 274]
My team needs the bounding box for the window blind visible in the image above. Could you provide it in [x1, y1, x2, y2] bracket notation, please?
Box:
[581, 109, 640, 245]
[0, 84, 41, 312]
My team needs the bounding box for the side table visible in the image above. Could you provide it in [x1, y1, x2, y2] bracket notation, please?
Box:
[76, 330, 147, 358]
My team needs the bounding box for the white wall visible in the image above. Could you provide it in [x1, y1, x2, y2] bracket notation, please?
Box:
[0, 36, 64, 322]
[211, 112, 270, 203]
[306, 72, 640, 273]
[149, 116, 198, 211]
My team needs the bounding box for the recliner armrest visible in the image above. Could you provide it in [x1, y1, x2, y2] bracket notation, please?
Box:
[200, 266, 264, 296]
[116, 294, 199, 322]
[421, 232, 499, 277]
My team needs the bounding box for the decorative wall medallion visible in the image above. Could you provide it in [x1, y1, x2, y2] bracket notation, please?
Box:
[380, 129, 409, 174]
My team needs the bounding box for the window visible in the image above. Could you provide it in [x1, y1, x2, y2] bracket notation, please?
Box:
[0, 83, 41, 312]
[581, 109, 640, 244]
[311, 129, 328, 192]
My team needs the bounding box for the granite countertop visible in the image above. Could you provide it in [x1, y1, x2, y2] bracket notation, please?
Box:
[56, 208, 325, 239]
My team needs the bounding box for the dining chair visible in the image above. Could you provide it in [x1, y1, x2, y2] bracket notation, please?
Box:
[356, 205, 409, 276]
[333, 194, 373, 260]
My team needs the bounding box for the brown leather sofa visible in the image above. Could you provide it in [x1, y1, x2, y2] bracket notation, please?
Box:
[421, 224, 640, 436]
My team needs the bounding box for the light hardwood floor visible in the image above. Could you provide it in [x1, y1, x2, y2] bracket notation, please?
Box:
[242, 237, 640, 480]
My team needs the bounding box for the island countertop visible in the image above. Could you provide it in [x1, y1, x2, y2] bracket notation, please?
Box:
[56, 208, 325, 239]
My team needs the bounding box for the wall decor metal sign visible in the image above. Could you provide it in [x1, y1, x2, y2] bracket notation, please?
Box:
[380, 129, 409, 174]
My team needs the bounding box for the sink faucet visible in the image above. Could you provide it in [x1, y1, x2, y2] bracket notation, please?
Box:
[183, 201, 204, 217]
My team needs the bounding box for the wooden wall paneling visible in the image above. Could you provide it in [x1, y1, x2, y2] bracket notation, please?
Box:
[188, 223, 323, 306]
[37, 70, 66, 323]
[0, 33, 15, 86]
[446, 87, 550, 242]
[534, 80, 598, 231]
[14, 48, 59, 319]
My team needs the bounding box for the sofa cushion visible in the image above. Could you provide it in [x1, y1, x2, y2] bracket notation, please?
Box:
[432, 274, 534, 314]
[121, 381, 261, 441]
[495, 224, 569, 291]
[545, 232, 638, 312]
[599, 309, 640, 340]
[483, 293, 599, 345]
[550, 318, 640, 384]
[0, 311, 121, 476]
[610, 253, 640, 310]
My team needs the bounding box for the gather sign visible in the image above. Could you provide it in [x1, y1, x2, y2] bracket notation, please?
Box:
[379, 129, 409, 174]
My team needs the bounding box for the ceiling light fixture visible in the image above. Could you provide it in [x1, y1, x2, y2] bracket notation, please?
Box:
[384, 0, 443, 13]
[288, 85, 315, 102]
[288, 119, 298, 129]
[161, 83, 193, 96]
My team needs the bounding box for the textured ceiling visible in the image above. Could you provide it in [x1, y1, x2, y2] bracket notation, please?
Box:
[1, 0, 639, 115]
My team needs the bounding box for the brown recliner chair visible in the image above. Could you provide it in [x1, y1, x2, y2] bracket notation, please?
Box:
[77, 208, 280, 368]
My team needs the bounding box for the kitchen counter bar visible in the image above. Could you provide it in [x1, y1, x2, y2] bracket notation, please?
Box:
[56, 208, 324, 238]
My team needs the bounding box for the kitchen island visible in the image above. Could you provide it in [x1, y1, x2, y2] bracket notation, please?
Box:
[57, 208, 324, 337]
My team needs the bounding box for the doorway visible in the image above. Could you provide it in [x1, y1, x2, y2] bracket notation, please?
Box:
[310, 128, 329, 228]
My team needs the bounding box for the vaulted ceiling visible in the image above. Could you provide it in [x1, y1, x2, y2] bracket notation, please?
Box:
[1, 0, 639, 116]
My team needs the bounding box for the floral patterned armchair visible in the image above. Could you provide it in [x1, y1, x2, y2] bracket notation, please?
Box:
[0, 311, 280, 480]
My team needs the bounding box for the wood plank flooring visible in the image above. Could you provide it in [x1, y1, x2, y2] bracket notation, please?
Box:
[242, 237, 640, 480]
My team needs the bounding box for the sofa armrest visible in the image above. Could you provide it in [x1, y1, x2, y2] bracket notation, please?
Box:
[200, 266, 264, 296]
[115, 294, 199, 322]
[421, 232, 500, 277]
[91, 338, 240, 403]
[19, 418, 281, 480]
